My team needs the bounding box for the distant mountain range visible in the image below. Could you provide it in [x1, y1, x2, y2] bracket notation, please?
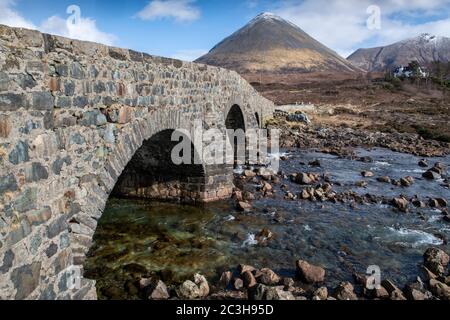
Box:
[195, 13, 359, 74]
[347, 34, 450, 72]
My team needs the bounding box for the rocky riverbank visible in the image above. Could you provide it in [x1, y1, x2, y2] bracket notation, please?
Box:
[267, 118, 450, 158]
[127, 247, 450, 300]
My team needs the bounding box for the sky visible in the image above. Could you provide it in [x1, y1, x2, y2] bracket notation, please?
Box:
[1, 0, 450, 60]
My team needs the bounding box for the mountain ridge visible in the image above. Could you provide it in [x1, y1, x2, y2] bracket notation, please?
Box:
[348, 33, 450, 72]
[196, 12, 360, 74]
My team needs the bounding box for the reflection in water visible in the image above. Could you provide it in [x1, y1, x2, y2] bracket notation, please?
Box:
[84, 148, 450, 300]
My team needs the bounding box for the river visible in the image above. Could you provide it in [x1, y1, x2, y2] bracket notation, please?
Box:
[84, 148, 450, 299]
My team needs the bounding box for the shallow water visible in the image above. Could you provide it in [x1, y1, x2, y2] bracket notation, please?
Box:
[84, 148, 450, 299]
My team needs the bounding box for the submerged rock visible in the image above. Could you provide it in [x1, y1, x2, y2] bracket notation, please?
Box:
[392, 197, 409, 212]
[148, 280, 170, 300]
[242, 271, 257, 288]
[236, 201, 252, 212]
[313, 287, 328, 300]
[258, 268, 280, 286]
[295, 260, 326, 284]
[333, 282, 357, 300]
[248, 284, 295, 300]
[423, 170, 441, 180]
[177, 280, 200, 300]
[377, 176, 391, 183]
[400, 176, 414, 187]
[219, 271, 232, 288]
[361, 171, 374, 178]
[381, 279, 407, 300]
[194, 273, 209, 298]
[429, 279, 450, 300]
[309, 159, 321, 167]
[418, 159, 428, 167]
[423, 248, 449, 277]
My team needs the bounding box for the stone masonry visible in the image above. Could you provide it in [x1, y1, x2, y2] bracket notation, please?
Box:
[0, 24, 274, 299]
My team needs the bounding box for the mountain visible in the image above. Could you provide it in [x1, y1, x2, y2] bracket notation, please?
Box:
[195, 12, 359, 74]
[348, 34, 450, 72]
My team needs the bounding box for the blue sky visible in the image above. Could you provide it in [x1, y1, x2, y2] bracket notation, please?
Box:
[1, 0, 450, 59]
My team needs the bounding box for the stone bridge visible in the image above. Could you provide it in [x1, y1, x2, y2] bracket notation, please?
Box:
[0, 25, 274, 299]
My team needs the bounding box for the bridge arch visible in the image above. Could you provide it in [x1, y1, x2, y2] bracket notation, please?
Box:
[111, 128, 206, 203]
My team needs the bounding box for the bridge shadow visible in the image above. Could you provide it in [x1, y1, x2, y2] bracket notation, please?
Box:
[111, 129, 206, 204]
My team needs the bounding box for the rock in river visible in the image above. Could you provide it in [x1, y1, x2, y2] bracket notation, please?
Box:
[332, 282, 357, 300]
[423, 247, 449, 277]
[258, 268, 280, 286]
[177, 280, 200, 299]
[295, 260, 326, 284]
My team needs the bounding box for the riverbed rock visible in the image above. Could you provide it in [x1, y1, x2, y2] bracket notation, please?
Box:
[366, 286, 389, 299]
[377, 176, 391, 183]
[356, 180, 368, 188]
[423, 170, 441, 180]
[431, 162, 447, 175]
[429, 279, 450, 300]
[361, 171, 374, 178]
[358, 156, 373, 163]
[238, 264, 256, 274]
[242, 270, 257, 288]
[244, 170, 256, 178]
[219, 271, 232, 288]
[313, 287, 328, 300]
[262, 181, 272, 192]
[256, 228, 274, 245]
[139, 277, 153, 290]
[309, 159, 321, 167]
[243, 191, 255, 201]
[295, 260, 326, 284]
[423, 247, 449, 277]
[428, 198, 440, 208]
[258, 268, 280, 286]
[233, 278, 244, 291]
[248, 284, 295, 300]
[400, 176, 414, 187]
[333, 282, 357, 300]
[148, 280, 170, 300]
[194, 273, 209, 298]
[281, 277, 294, 289]
[296, 172, 320, 185]
[404, 279, 431, 300]
[381, 279, 407, 300]
[232, 190, 243, 201]
[412, 199, 426, 208]
[392, 197, 409, 212]
[435, 198, 448, 207]
[418, 160, 428, 167]
[177, 280, 200, 300]
[236, 201, 252, 212]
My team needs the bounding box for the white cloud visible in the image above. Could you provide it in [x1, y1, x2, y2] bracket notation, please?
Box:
[0, 0, 117, 45]
[171, 49, 207, 61]
[137, 0, 200, 22]
[273, 0, 450, 57]
[40, 15, 117, 45]
[0, 0, 36, 29]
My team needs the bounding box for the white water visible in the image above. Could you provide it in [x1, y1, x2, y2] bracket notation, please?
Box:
[386, 227, 444, 248]
[242, 233, 258, 247]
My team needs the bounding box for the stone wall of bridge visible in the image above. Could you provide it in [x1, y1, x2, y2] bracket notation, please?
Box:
[0, 24, 274, 300]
